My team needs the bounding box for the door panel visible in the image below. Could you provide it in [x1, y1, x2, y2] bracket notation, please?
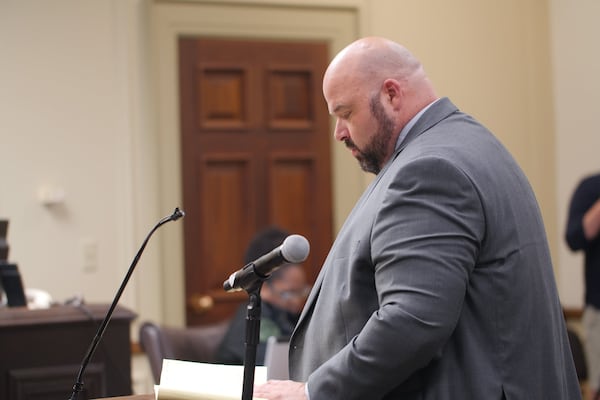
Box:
[179, 38, 332, 325]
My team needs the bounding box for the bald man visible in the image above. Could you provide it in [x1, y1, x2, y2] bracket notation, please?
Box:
[255, 37, 580, 400]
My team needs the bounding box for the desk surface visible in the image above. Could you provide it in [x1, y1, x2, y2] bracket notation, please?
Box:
[0, 303, 136, 327]
[94, 395, 153, 400]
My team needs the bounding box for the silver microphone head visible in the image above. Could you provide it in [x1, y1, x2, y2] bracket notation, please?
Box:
[281, 234, 310, 263]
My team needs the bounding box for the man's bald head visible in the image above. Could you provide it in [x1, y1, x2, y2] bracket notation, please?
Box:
[324, 37, 425, 98]
[322, 37, 438, 174]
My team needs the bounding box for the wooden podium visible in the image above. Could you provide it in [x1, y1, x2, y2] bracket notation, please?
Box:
[0, 303, 136, 400]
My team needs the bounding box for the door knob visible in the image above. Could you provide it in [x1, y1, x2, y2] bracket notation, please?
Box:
[188, 294, 214, 314]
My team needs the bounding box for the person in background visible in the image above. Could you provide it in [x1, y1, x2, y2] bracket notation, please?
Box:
[215, 226, 309, 365]
[254, 36, 580, 400]
[566, 172, 600, 398]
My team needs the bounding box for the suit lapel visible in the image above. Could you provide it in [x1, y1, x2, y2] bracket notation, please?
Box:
[294, 178, 376, 326]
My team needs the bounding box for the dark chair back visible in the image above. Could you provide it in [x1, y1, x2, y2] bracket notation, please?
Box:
[139, 320, 230, 384]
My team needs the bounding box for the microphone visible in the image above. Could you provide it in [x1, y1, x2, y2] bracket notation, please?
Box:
[68, 207, 184, 400]
[171, 207, 185, 221]
[223, 234, 309, 292]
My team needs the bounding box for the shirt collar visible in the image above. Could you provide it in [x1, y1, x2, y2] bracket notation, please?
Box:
[395, 98, 439, 150]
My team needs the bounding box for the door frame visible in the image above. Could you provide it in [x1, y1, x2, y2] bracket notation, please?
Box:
[151, 0, 368, 326]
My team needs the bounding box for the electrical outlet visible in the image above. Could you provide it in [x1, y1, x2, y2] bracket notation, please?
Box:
[81, 238, 98, 273]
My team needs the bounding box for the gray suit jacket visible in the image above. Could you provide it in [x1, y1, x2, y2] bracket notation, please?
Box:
[289, 98, 580, 399]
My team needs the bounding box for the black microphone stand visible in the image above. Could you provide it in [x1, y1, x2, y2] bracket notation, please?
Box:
[241, 281, 264, 400]
[68, 207, 184, 400]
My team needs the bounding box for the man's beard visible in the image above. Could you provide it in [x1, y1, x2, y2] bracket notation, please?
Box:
[344, 96, 396, 175]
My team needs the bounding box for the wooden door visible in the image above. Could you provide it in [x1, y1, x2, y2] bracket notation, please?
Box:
[178, 38, 333, 325]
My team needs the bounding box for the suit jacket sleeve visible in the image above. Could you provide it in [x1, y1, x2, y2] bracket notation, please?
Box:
[307, 155, 485, 399]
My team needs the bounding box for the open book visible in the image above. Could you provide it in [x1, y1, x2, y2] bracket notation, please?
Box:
[154, 359, 267, 400]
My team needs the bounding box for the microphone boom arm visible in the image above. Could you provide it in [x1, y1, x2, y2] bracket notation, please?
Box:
[68, 207, 184, 400]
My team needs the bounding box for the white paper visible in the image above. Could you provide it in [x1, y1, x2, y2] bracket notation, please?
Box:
[155, 359, 267, 400]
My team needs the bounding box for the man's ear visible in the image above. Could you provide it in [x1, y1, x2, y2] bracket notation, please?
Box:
[382, 79, 402, 104]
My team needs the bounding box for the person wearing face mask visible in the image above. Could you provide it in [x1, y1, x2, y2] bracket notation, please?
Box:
[215, 227, 309, 365]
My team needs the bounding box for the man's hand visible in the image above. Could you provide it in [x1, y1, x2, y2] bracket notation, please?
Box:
[253, 380, 307, 400]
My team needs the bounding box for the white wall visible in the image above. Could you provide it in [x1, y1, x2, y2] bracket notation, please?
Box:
[551, 0, 600, 307]
[0, 0, 165, 322]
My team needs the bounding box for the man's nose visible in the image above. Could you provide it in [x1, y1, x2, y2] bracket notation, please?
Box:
[333, 119, 348, 142]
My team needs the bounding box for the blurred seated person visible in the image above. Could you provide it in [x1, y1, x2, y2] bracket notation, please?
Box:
[215, 227, 309, 365]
